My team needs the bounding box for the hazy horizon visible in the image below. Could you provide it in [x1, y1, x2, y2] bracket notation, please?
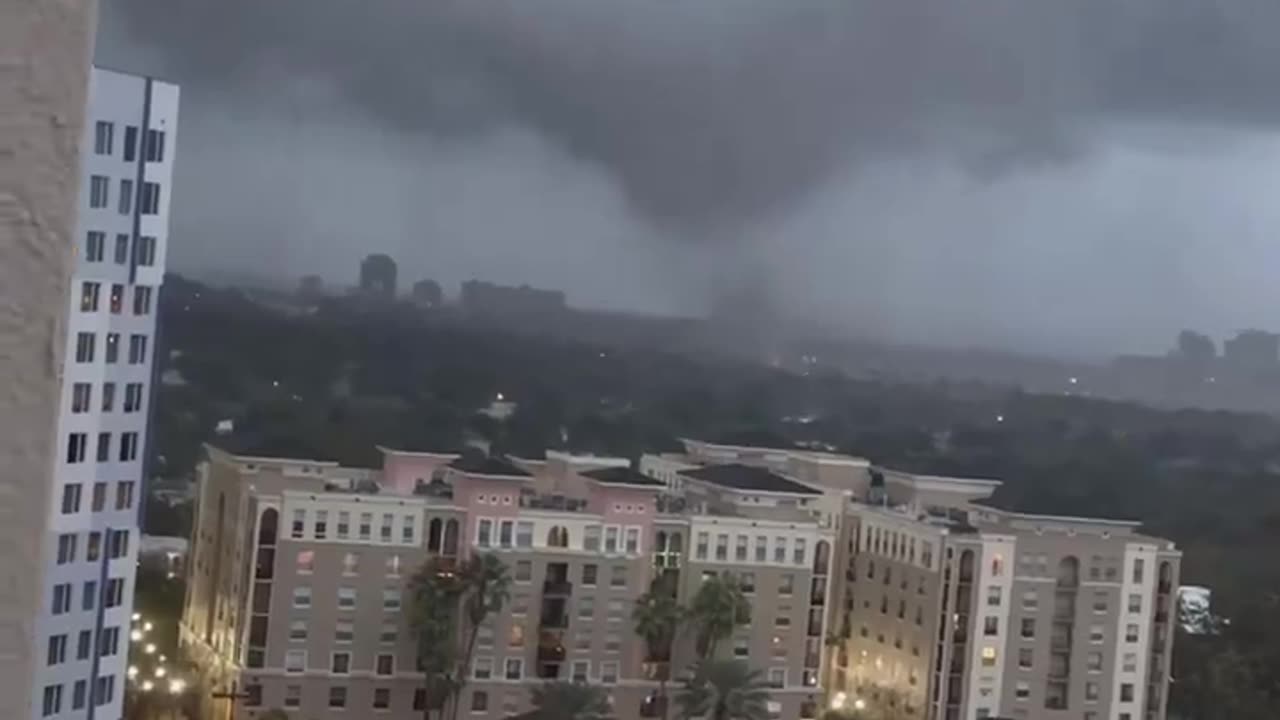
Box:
[97, 0, 1280, 357]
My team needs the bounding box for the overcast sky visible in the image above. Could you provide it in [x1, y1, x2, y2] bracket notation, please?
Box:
[97, 0, 1280, 356]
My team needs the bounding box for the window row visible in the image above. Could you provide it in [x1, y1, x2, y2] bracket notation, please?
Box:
[65, 431, 141, 464]
[83, 231, 159, 269]
[87, 175, 162, 214]
[292, 585, 400, 611]
[290, 508, 418, 544]
[72, 330, 149, 365]
[45, 624, 123, 667]
[287, 619, 401, 645]
[49, 574, 128, 615]
[294, 550, 406, 577]
[860, 525, 934, 569]
[80, 280, 156, 314]
[282, 649, 397, 676]
[55, 528, 133, 564]
[93, 121, 165, 163]
[695, 531, 811, 565]
[70, 381, 146, 414]
[40, 674, 115, 718]
[59, 480, 136, 514]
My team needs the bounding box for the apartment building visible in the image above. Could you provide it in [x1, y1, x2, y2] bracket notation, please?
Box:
[644, 440, 1180, 720]
[32, 67, 179, 720]
[180, 444, 834, 720]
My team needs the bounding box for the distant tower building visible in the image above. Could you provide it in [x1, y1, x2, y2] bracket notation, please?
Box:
[359, 254, 397, 299]
[1223, 329, 1279, 374]
[1175, 330, 1216, 366]
[298, 274, 323, 301]
[411, 278, 442, 308]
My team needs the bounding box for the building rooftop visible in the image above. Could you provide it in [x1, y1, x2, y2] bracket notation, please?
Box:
[972, 496, 1142, 527]
[447, 455, 532, 478]
[210, 436, 337, 464]
[681, 463, 821, 496]
[580, 466, 665, 488]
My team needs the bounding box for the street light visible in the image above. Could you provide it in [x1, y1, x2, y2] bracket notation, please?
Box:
[168, 679, 186, 695]
[853, 698, 866, 711]
[141, 680, 155, 692]
[127, 666, 139, 679]
[145, 643, 157, 654]
[130, 629, 143, 642]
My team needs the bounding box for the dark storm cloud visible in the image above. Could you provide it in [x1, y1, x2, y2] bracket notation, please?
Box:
[96, 0, 1280, 352]
[103, 0, 1280, 228]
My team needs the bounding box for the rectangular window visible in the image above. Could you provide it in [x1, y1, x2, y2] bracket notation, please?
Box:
[86, 231, 105, 261]
[473, 656, 493, 680]
[128, 333, 148, 364]
[774, 536, 787, 563]
[373, 688, 391, 710]
[1086, 651, 1103, 672]
[380, 622, 397, 644]
[56, 534, 77, 564]
[337, 586, 356, 610]
[1085, 681, 1100, 701]
[133, 286, 153, 315]
[94, 121, 114, 155]
[1120, 683, 1134, 702]
[1128, 594, 1142, 613]
[607, 599, 625, 622]
[331, 652, 351, 674]
[285, 650, 307, 673]
[71, 383, 91, 413]
[47, 634, 67, 665]
[755, 535, 768, 562]
[514, 560, 532, 582]
[293, 587, 312, 608]
[1020, 618, 1036, 639]
[571, 660, 589, 683]
[1015, 682, 1030, 699]
[516, 520, 533, 547]
[604, 526, 619, 553]
[289, 621, 308, 641]
[93, 675, 114, 706]
[1017, 647, 1033, 669]
[98, 626, 120, 656]
[124, 125, 138, 161]
[383, 588, 402, 611]
[140, 181, 161, 214]
[471, 691, 488, 712]
[291, 509, 306, 538]
[114, 233, 129, 264]
[105, 332, 119, 363]
[118, 179, 133, 215]
[61, 482, 82, 512]
[584, 525, 601, 551]
[626, 527, 640, 554]
[476, 518, 493, 546]
[314, 510, 328, 539]
[376, 653, 394, 676]
[577, 597, 594, 620]
[108, 530, 129, 559]
[146, 129, 166, 162]
[41, 684, 62, 717]
[1125, 623, 1139, 642]
[88, 175, 109, 208]
[983, 616, 998, 636]
[360, 513, 372, 539]
[342, 552, 358, 574]
[124, 383, 144, 413]
[337, 512, 351, 539]
[696, 532, 708, 559]
[1122, 652, 1137, 672]
[87, 532, 101, 561]
[386, 555, 401, 577]
[581, 564, 598, 586]
[284, 686, 301, 708]
[504, 657, 523, 680]
[91, 482, 107, 512]
[1090, 625, 1105, 643]
[767, 668, 786, 688]
[1093, 591, 1109, 613]
[599, 661, 619, 685]
[71, 681, 86, 711]
[109, 283, 124, 314]
[402, 515, 415, 543]
[328, 686, 347, 708]
[610, 565, 627, 588]
[75, 332, 95, 363]
[793, 538, 806, 565]
[715, 533, 728, 560]
[80, 281, 100, 312]
[137, 235, 156, 266]
[1133, 558, 1145, 584]
[118, 432, 139, 462]
[334, 621, 354, 644]
[987, 586, 1002, 606]
[76, 630, 91, 660]
[51, 584, 72, 615]
[96, 434, 110, 463]
[981, 646, 997, 667]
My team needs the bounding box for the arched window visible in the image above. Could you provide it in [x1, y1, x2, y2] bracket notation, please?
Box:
[813, 540, 831, 574]
[257, 508, 278, 547]
[442, 519, 460, 556]
[1057, 556, 1080, 588]
[427, 518, 443, 552]
[547, 526, 569, 548]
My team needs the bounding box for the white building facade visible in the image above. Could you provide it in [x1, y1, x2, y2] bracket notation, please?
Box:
[34, 67, 179, 720]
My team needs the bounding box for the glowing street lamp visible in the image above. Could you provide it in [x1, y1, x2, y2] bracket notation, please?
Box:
[168, 679, 186, 694]
[131, 612, 141, 622]
[130, 629, 143, 642]
[853, 698, 867, 711]
[127, 666, 139, 679]
[144, 643, 157, 655]
[140, 680, 154, 692]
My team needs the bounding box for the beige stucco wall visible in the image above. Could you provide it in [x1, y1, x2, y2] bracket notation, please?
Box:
[0, 0, 97, 716]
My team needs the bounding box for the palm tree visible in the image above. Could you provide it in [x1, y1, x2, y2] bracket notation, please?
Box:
[408, 556, 467, 720]
[450, 552, 511, 720]
[686, 574, 751, 659]
[676, 660, 771, 720]
[527, 682, 613, 720]
[633, 574, 683, 720]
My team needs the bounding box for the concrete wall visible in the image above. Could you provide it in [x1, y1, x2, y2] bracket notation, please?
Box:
[0, 1, 97, 717]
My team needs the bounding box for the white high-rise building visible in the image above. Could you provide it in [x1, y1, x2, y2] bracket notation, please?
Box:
[33, 67, 179, 720]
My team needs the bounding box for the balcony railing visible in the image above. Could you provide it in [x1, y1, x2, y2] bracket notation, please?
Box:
[543, 580, 573, 597]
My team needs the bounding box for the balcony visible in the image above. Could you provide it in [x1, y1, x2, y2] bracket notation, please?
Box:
[537, 643, 567, 663]
[543, 580, 573, 597]
[540, 612, 569, 629]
